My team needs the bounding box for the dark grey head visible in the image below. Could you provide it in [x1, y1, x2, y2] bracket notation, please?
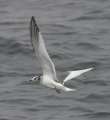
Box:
[30, 75, 41, 83]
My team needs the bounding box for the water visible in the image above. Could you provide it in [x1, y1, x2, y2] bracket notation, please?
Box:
[0, 0, 110, 120]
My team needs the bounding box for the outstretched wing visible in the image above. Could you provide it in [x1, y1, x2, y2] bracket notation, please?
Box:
[63, 68, 93, 85]
[30, 16, 57, 80]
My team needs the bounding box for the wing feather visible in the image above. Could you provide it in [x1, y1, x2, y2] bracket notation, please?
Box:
[63, 68, 93, 84]
[30, 16, 57, 80]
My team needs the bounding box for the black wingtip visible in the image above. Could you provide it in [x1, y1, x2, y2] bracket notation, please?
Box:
[31, 16, 34, 20]
[30, 16, 39, 32]
[31, 16, 35, 22]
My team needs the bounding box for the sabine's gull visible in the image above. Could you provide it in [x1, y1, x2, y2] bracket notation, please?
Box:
[30, 16, 93, 93]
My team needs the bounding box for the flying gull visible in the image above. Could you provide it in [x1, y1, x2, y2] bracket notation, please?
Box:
[30, 16, 93, 93]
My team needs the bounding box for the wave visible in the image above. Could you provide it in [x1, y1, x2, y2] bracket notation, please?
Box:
[0, 37, 32, 55]
[77, 93, 110, 103]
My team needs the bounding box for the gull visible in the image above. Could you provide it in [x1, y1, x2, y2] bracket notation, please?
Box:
[30, 16, 93, 93]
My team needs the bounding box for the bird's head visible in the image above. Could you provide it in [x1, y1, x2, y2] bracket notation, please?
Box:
[30, 75, 41, 83]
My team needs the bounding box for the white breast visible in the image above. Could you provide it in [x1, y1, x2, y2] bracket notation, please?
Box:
[41, 75, 55, 88]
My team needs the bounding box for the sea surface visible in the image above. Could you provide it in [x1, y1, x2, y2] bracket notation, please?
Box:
[0, 0, 110, 120]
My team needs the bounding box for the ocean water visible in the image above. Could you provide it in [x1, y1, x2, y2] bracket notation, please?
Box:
[0, 0, 110, 120]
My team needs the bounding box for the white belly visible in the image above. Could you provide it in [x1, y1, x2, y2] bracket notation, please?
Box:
[41, 75, 75, 92]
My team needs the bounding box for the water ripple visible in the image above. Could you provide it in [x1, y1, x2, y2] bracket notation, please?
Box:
[76, 42, 102, 51]
[70, 106, 94, 114]
[84, 112, 110, 119]
[73, 15, 110, 21]
[0, 71, 34, 77]
[0, 98, 37, 105]
[0, 37, 31, 55]
[77, 93, 110, 103]
[0, 21, 26, 26]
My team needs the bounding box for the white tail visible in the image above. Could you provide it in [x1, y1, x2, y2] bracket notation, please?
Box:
[63, 67, 93, 85]
[54, 81, 76, 92]
[64, 87, 76, 92]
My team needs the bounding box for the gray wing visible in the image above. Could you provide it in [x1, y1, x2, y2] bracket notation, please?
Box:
[30, 16, 57, 80]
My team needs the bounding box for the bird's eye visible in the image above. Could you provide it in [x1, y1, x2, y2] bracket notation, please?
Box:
[34, 78, 36, 80]
[31, 76, 37, 81]
[31, 75, 40, 82]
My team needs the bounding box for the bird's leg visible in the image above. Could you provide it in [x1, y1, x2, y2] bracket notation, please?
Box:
[55, 88, 61, 94]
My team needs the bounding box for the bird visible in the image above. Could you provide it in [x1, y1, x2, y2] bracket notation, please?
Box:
[30, 16, 93, 93]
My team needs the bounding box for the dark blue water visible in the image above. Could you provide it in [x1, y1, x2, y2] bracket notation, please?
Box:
[0, 0, 110, 120]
